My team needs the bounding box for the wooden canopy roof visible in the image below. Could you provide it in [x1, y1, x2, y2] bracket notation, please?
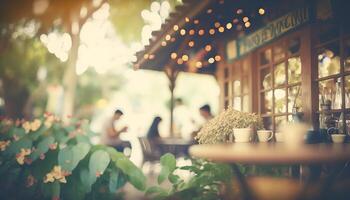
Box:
[134, 0, 308, 75]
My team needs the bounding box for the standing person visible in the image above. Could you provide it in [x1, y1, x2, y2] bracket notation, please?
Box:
[146, 116, 162, 139]
[199, 104, 214, 122]
[101, 109, 128, 152]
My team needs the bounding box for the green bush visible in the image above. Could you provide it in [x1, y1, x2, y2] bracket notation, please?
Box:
[0, 115, 146, 200]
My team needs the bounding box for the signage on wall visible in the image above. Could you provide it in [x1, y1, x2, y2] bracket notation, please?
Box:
[227, 7, 309, 60]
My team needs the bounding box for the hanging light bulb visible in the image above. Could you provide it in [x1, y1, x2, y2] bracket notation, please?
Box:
[194, 19, 199, 24]
[226, 23, 233, 30]
[182, 54, 189, 61]
[207, 9, 213, 14]
[185, 17, 190, 22]
[180, 29, 186, 35]
[161, 41, 167, 46]
[171, 52, 177, 59]
[214, 22, 221, 28]
[198, 29, 205, 36]
[236, 9, 243, 14]
[215, 55, 221, 61]
[177, 58, 184, 65]
[196, 61, 202, 68]
[244, 21, 251, 28]
[209, 29, 215, 35]
[258, 8, 265, 15]
[188, 41, 195, 47]
[170, 37, 176, 42]
[173, 25, 179, 31]
[149, 54, 155, 60]
[205, 44, 212, 52]
[143, 54, 149, 59]
[189, 29, 195, 35]
[243, 16, 249, 23]
[208, 57, 215, 64]
[165, 34, 171, 41]
[233, 18, 239, 24]
[218, 26, 225, 33]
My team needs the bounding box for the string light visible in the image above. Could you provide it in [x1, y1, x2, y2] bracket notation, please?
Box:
[218, 26, 225, 33]
[185, 17, 190, 22]
[194, 19, 199, 24]
[180, 29, 186, 35]
[208, 57, 215, 64]
[233, 18, 239, 24]
[219, 0, 224, 4]
[258, 8, 265, 15]
[143, 54, 149, 59]
[214, 22, 221, 28]
[189, 29, 195, 35]
[207, 9, 213, 14]
[198, 29, 205, 36]
[149, 54, 155, 60]
[226, 23, 233, 30]
[165, 34, 171, 41]
[188, 41, 195, 47]
[209, 29, 215, 35]
[236, 9, 243, 14]
[196, 61, 202, 68]
[205, 44, 212, 52]
[161, 41, 167, 46]
[170, 37, 176, 42]
[244, 21, 251, 28]
[173, 25, 179, 31]
[243, 16, 249, 23]
[171, 52, 177, 59]
[215, 55, 221, 61]
[182, 54, 189, 61]
[177, 58, 184, 65]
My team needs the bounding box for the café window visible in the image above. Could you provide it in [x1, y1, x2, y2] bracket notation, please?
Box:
[222, 57, 251, 111]
[258, 37, 302, 130]
[316, 23, 350, 133]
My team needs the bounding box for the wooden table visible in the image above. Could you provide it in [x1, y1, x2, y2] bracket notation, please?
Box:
[189, 143, 350, 200]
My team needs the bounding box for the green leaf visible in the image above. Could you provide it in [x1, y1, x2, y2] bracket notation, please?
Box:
[80, 168, 96, 193]
[109, 170, 126, 192]
[158, 153, 176, 184]
[145, 186, 168, 196]
[168, 174, 181, 184]
[30, 136, 55, 161]
[72, 143, 90, 164]
[5, 136, 32, 156]
[58, 147, 74, 172]
[114, 157, 146, 190]
[89, 150, 110, 177]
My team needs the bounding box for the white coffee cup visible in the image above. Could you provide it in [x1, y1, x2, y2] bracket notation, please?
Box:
[275, 132, 284, 142]
[331, 134, 346, 143]
[257, 130, 273, 142]
[233, 128, 252, 142]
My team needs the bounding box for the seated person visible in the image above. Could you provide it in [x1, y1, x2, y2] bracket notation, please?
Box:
[146, 116, 162, 139]
[199, 104, 214, 122]
[101, 109, 128, 152]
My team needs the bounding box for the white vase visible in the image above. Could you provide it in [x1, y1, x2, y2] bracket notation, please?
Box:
[233, 128, 253, 142]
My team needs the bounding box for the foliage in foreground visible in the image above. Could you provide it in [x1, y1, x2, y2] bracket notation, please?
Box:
[196, 106, 264, 144]
[146, 153, 233, 200]
[0, 115, 146, 200]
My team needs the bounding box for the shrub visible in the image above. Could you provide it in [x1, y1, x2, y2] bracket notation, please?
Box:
[0, 114, 146, 200]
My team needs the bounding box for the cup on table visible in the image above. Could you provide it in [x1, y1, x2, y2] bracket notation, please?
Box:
[331, 134, 346, 143]
[233, 128, 252, 142]
[275, 132, 284, 142]
[257, 130, 273, 142]
[280, 123, 308, 148]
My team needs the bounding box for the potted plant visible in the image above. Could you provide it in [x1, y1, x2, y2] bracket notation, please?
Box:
[196, 107, 263, 144]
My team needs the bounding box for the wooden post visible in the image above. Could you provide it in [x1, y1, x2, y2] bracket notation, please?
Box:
[165, 66, 179, 137]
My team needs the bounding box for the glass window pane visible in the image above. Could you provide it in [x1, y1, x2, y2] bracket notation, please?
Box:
[275, 116, 287, 130]
[345, 76, 350, 109]
[288, 57, 302, 84]
[288, 38, 301, 55]
[319, 78, 342, 109]
[260, 49, 272, 66]
[242, 95, 249, 112]
[261, 91, 273, 114]
[274, 88, 287, 114]
[233, 97, 241, 111]
[233, 80, 241, 96]
[318, 43, 340, 78]
[261, 67, 272, 90]
[344, 38, 350, 72]
[263, 117, 273, 130]
[242, 76, 249, 94]
[288, 86, 302, 113]
[273, 45, 285, 62]
[274, 62, 286, 87]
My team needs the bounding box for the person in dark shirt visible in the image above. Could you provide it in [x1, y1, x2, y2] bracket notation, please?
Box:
[146, 116, 162, 139]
